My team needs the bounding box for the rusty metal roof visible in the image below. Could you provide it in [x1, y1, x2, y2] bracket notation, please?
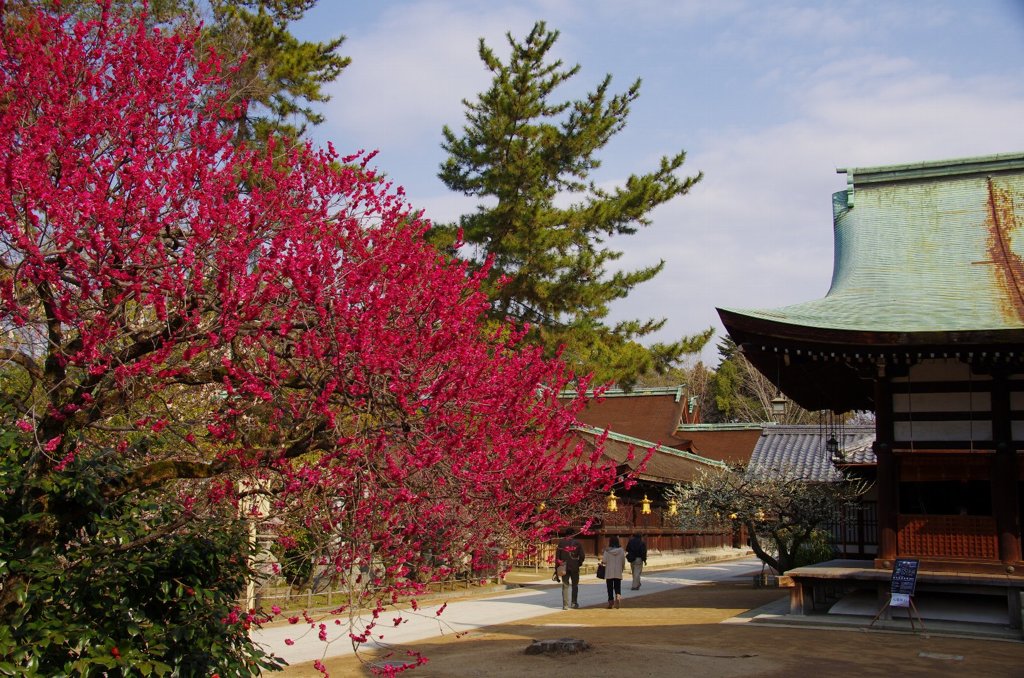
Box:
[717, 153, 1024, 412]
[720, 152, 1024, 335]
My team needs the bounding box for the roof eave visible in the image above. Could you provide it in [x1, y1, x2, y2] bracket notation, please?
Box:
[718, 307, 1024, 349]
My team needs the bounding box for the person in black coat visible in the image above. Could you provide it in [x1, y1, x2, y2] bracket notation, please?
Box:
[555, 528, 586, 609]
[626, 532, 647, 590]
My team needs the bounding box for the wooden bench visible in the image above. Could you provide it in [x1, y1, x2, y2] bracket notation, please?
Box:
[778, 559, 1024, 629]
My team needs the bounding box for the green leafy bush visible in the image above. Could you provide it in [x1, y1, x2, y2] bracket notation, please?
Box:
[792, 529, 837, 569]
[0, 441, 283, 676]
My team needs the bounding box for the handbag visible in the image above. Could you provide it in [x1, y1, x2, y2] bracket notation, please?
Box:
[596, 563, 606, 579]
[555, 564, 567, 578]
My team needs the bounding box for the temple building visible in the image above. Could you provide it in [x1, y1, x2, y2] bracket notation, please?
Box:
[718, 153, 1024, 625]
[556, 387, 739, 556]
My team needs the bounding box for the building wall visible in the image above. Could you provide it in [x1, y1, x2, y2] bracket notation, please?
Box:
[891, 359, 1003, 447]
[573, 392, 685, 444]
[880, 357, 1023, 567]
[676, 426, 763, 465]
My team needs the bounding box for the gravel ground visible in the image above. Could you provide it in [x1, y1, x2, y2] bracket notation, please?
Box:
[278, 575, 1024, 677]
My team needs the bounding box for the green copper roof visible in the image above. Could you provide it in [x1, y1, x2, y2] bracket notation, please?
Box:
[676, 423, 765, 432]
[560, 385, 685, 402]
[572, 425, 728, 469]
[720, 152, 1024, 335]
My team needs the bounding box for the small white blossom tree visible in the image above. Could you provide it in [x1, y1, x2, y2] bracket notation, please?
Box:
[668, 466, 870, 574]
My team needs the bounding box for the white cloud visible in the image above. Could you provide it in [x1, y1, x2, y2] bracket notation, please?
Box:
[604, 53, 1024, 364]
[299, 2, 1024, 368]
[319, 2, 534, 148]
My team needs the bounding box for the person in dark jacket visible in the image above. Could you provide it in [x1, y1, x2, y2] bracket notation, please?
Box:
[555, 528, 586, 609]
[626, 532, 648, 590]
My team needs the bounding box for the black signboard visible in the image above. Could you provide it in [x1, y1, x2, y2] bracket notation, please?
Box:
[890, 558, 919, 597]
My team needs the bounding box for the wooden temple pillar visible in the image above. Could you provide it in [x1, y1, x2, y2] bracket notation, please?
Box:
[990, 371, 1021, 566]
[874, 369, 898, 566]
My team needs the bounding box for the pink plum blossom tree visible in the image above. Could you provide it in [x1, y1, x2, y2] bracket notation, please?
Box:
[0, 5, 620, 674]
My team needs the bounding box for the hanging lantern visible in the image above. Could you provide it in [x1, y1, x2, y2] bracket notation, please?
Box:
[827, 435, 843, 465]
[667, 499, 678, 517]
[755, 508, 766, 522]
[538, 501, 546, 511]
[606, 491, 618, 512]
[641, 495, 652, 515]
[770, 393, 788, 421]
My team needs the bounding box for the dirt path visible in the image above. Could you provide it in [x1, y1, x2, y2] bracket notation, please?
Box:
[279, 580, 1024, 677]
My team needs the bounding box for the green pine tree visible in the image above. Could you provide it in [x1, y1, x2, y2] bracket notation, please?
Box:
[436, 21, 710, 387]
[199, 0, 349, 143]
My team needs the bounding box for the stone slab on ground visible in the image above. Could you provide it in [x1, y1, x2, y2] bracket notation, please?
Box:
[523, 637, 590, 655]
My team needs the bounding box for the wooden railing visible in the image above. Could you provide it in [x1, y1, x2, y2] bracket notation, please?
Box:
[507, 531, 734, 569]
[250, 571, 505, 614]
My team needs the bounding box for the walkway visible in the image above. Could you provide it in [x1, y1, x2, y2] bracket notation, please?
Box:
[252, 555, 763, 667]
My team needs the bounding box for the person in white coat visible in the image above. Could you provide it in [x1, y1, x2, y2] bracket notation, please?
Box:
[601, 536, 627, 608]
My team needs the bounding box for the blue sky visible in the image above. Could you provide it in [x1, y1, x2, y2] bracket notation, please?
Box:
[293, 1, 1024, 365]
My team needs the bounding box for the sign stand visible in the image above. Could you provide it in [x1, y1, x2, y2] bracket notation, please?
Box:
[870, 558, 925, 632]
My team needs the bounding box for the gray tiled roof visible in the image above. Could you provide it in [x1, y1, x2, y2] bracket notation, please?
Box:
[747, 424, 875, 482]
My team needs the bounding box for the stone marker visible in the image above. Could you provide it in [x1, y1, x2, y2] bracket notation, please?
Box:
[524, 638, 591, 655]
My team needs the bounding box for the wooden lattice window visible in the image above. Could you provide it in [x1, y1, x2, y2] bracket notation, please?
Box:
[897, 514, 999, 560]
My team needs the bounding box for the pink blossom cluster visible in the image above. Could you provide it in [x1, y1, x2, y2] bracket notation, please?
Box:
[0, 7, 627, 674]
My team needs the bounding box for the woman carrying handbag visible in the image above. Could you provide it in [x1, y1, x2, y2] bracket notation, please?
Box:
[600, 536, 627, 608]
